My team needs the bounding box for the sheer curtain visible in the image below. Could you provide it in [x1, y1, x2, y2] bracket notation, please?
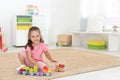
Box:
[80, 0, 104, 32]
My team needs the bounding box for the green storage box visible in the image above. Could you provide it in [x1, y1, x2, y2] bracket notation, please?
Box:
[88, 45, 106, 50]
[17, 18, 32, 22]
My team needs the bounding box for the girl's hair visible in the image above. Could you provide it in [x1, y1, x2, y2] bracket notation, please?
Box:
[25, 26, 44, 50]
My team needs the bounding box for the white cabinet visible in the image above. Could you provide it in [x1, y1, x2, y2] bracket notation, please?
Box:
[12, 15, 48, 46]
[12, 15, 32, 46]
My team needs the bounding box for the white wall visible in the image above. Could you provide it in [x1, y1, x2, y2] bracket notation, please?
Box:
[0, 0, 81, 47]
[49, 0, 80, 45]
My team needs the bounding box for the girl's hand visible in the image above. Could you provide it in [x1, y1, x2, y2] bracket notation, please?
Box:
[33, 62, 37, 66]
[51, 59, 57, 63]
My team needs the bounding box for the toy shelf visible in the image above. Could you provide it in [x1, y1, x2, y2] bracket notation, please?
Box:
[12, 15, 32, 46]
[72, 31, 120, 52]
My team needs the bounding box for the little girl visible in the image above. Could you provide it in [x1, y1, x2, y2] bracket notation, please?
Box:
[16, 26, 57, 71]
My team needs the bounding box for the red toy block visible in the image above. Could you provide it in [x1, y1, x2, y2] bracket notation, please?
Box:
[43, 66, 48, 70]
[59, 64, 65, 68]
[20, 68, 24, 72]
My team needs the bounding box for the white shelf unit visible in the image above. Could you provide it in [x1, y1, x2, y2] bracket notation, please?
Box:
[12, 15, 32, 46]
[12, 15, 48, 46]
[72, 31, 120, 52]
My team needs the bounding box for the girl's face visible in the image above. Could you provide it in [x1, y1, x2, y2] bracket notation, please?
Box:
[29, 30, 40, 45]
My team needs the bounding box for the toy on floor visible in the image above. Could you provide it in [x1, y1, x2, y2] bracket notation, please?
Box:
[55, 63, 65, 72]
[0, 27, 8, 52]
[17, 66, 52, 76]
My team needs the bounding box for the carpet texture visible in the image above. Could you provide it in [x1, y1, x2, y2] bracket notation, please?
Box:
[0, 48, 120, 80]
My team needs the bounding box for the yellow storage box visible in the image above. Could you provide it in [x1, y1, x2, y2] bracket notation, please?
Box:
[87, 40, 106, 50]
[87, 40, 106, 46]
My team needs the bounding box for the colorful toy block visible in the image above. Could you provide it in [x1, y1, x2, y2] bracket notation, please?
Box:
[22, 71, 27, 75]
[39, 71, 44, 76]
[45, 72, 51, 76]
[17, 66, 52, 76]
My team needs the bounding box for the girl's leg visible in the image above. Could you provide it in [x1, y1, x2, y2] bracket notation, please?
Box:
[16, 51, 27, 71]
[18, 52, 26, 65]
[16, 50, 33, 70]
[18, 50, 34, 67]
[36, 61, 47, 70]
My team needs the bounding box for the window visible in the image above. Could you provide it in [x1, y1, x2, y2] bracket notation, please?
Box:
[105, 0, 120, 17]
[80, 0, 120, 30]
[105, 0, 120, 28]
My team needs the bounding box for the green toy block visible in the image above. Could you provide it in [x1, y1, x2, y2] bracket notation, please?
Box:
[33, 66, 38, 72]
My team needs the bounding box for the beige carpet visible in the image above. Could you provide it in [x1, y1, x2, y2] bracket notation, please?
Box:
[0, 48, 120, 80]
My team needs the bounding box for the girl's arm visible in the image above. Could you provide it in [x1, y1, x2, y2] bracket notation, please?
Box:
[26, 51, 37, 66]
[44, 51, 57, 63]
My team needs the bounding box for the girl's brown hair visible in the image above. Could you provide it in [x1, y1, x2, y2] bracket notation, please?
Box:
[25, 26, 44, 50]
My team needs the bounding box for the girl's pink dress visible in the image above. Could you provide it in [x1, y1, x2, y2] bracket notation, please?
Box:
[19, 43, 48, 69]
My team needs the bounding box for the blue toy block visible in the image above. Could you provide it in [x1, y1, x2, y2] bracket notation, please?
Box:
[45, 72, 51, 76]
[22, 71, 27, 75]
[30, 72, 34, 76]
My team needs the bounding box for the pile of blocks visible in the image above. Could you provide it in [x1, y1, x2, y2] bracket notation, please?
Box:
[56, 34, 72, 46]
[18, 66, 51, 76]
